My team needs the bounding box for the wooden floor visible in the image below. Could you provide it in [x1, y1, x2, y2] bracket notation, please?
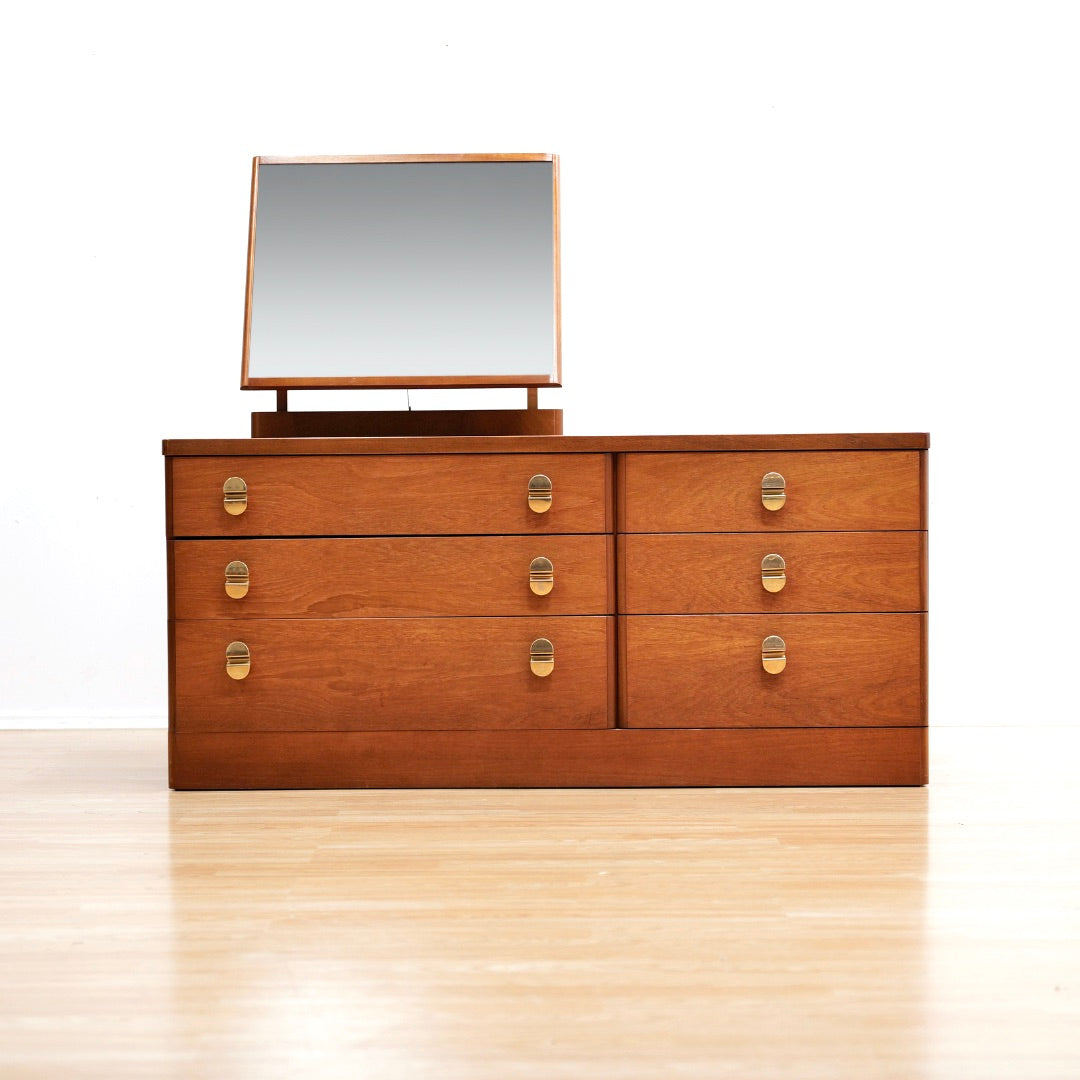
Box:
[0, 728, 1076, 1079]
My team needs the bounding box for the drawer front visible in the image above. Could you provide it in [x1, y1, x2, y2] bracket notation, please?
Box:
[173, 617, 614, 732]
[621, 613, 924, 727]
[620, 451, 923, 532]
[620, 532, 925, 614]
[172, 535, 614, 619]
[169, 454, 612, 538]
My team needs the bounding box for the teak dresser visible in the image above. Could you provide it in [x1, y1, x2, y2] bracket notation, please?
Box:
[164, 432, 928, 789]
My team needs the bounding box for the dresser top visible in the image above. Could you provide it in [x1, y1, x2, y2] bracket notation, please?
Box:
[163, 433, 929, 456]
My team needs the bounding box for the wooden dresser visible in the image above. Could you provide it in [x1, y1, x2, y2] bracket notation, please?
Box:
[164, 432, 928, 788]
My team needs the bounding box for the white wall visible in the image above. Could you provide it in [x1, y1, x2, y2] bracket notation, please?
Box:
[2, 2, 1076, 728]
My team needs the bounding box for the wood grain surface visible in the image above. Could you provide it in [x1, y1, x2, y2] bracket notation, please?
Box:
[169, 453, 612, 538]
[164, 432, 930, 456]
[164, 436, 930, 792]
[171, 535, 613, 619]
[7, 728, 1080, 1080]
[172, 616, 614, 732]
[619, 450, 924, 532]
[170, 726, 926, 788]
[619, 531, 926, 613]
[621, 613, 925, 728]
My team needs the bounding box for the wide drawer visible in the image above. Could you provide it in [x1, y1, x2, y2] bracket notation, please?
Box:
[171, 535, 613, 619]
[619, 451, 923, 532]
[621, 613, 925, 727]
[620, 532, 926, 614]
[168, 454, 612, 537]
[172, 616, 614, 732]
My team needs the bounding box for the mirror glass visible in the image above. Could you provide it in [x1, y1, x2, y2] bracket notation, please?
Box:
[242, 156, 559, 388]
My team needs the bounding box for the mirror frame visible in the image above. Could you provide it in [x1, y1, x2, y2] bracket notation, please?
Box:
[240, 153, 561, 391]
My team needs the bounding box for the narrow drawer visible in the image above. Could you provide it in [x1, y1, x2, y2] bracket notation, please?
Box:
[169, 454, 612, 538]
[173, 616, 614, 732]
[621, 613, 925, 727]
[619, 451, 923, 532]
[620, 532, 926, 614]
[171, 535, 614, 619]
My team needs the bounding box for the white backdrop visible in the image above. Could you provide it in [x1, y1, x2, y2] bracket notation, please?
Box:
[1, 2, 1076, 729]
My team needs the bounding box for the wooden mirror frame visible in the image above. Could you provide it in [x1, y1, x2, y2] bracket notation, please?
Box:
[240, 154, 561, 391]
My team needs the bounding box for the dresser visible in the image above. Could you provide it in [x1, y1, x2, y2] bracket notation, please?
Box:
[164, 432, 928, 788]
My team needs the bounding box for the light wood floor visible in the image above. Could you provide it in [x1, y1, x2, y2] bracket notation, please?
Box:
[0, 728, 1076, 1079]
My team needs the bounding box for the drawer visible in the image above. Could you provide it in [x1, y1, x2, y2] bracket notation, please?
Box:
[619, 451, 923, 532]
[621, 613, 925, 727]
[168, 454, 612, 538]
[171, 535, 614, 619]
[620, 532, 926, 614]
[173, 616, 614, 732]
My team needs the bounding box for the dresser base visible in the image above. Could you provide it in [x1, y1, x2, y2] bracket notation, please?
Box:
[170, 727, 927, 789]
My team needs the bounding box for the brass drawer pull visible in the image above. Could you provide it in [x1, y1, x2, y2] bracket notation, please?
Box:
[760, 553, 786, 593]
[530, 637, 555, 677]
[225, 640, 251, 680]
[529, 556, 554, 596]
[223, 476, 248, 516]
[224, 560, 250, 599]
[761, 634, 786, 674]
[761, 471, 786, 511]
[528, 474, 552, 513]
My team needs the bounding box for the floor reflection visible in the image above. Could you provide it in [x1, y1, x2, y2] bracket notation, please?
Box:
[167, 785, 930, 1076]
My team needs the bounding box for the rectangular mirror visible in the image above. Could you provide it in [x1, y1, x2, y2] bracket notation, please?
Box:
[241, 154, 560, 390]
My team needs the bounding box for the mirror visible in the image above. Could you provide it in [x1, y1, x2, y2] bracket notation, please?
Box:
[241, 155, 560, 390]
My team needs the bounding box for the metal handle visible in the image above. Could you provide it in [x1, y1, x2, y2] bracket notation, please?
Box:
[761, 634, 786, 675]
[530, 637, 555, 677]
[761, 471, 786, 511]
[528, 474, 552, 514]
[224, 560, 250, 599]
[529, 556, 554, 596]
[225, 640, 251, 680]
[223, 476, 248, 516]
[760, 553, 786, 593]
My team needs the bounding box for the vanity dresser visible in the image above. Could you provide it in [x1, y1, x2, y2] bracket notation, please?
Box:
[165, 431, 927, 788]
[164, 156, 927, 788]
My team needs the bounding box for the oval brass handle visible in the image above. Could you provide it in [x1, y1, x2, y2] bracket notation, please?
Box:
[761, 634, 786, 675]
[223, 476, 248, 516]
[225, 640, 251, 680]
[761, 471, 786, 511]
[530, 637, 555, 677]
[529, 556, 554, 596]
[760, 553, 786, 593]
[225, 560, 250, 599]
[528, 474, 552, 513]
